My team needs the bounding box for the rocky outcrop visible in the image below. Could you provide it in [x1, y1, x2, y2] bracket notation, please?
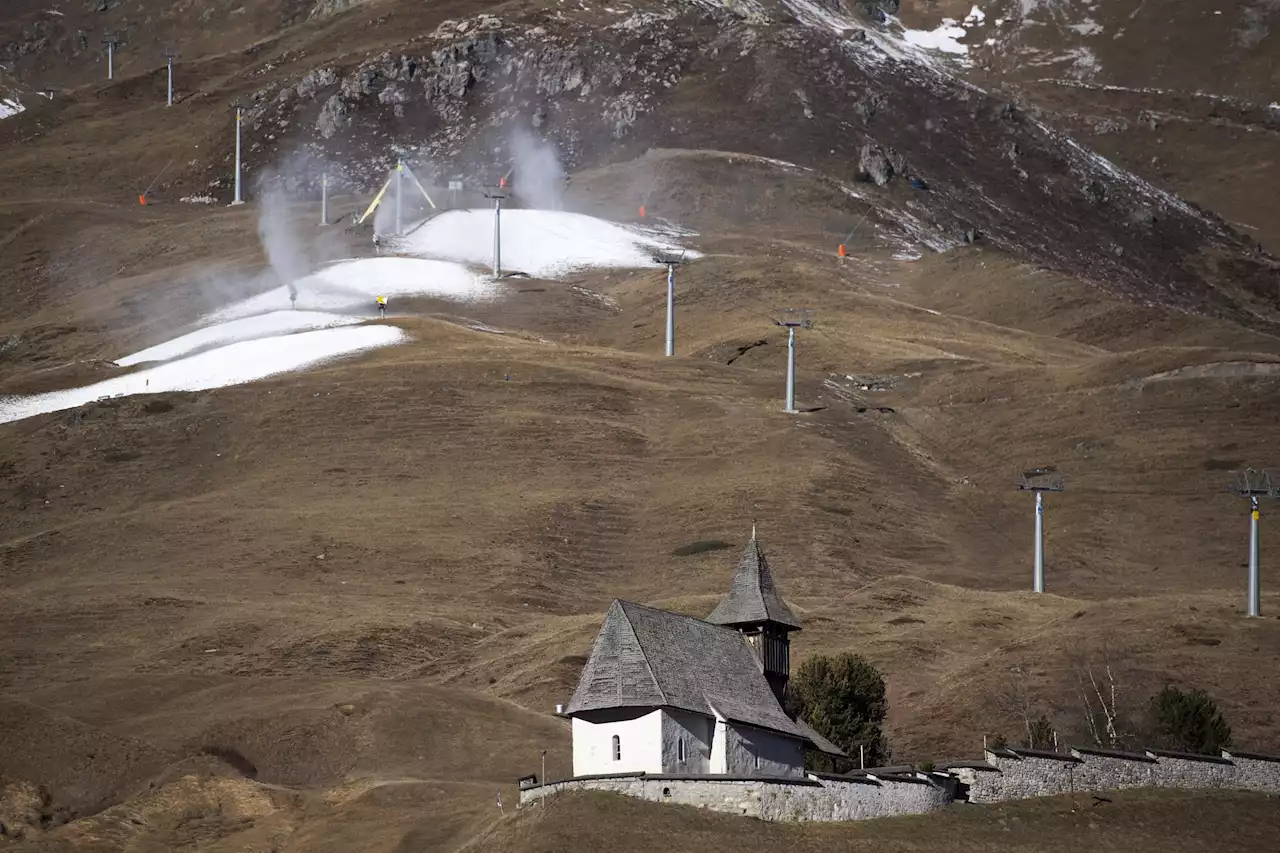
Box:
[295, 68, 337, 100]
[0, 782, 49, 841]
[315, 94, 347, 139]
[308, 0, 366, 19]
[857, 141, 905, 185]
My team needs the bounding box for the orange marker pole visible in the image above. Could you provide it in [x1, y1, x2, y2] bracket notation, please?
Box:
[639, 205, 646, 218]
[837, 243, 846, 257]
[139, 194, 147, 206]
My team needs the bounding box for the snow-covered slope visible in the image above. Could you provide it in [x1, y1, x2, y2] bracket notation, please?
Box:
[404, 209, 695, 277]
[0, 208, 702, 424]
[116, 310, 363, 367]
[0, 326, 406, 424]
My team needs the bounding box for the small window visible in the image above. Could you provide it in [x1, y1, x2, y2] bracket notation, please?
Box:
[612, 734, 621, 761]
[677, 737, 686, 762]
[753, 750, 760, 770]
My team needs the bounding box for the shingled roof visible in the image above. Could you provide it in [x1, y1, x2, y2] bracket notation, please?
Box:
[705, 531, 802, 631]
[566, 600, 807, 740]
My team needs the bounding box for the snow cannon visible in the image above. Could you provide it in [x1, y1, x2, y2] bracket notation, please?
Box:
[837, 243, 847, 257]
[639, 205, 646, 218]
[138, 194, 147, 206]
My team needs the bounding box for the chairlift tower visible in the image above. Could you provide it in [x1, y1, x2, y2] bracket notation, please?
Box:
[163, 48, 176, 106]
[771, 309, 813, 414]
[103, 35, 121, 81]
[395, 159, 404, 235]
[231, 101, 244, 205]
[1229, 468, 1277, 617]
[652, 251, 687, 357]
[482, 188, 507, 278]
[1017, 467, 1065, 593]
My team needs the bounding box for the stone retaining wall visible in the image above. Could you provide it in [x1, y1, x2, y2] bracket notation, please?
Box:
[517, 771, 951, 821]
[520, 746, 1280, 822]
[950, 747, 1280, 804]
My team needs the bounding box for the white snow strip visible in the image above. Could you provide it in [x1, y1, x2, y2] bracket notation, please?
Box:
[206, 257, 493, 323]
[404, 209, 696, 278]
[0, 326, 406, 425]
[963, 5, 986, 26]
[116, 310, 361, 367]
[902, 23, 971, 56]
[0, 98, 24, 120]
[781, 0, 854, 34]
[1068, 18, 1103, 36]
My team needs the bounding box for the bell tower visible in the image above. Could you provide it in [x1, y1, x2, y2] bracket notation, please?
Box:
[706, 524, 802, 704]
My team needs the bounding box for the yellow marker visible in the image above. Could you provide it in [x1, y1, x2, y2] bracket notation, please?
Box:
[1254, 510, 1261, 520]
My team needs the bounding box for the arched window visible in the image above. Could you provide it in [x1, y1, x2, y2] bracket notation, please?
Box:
[677, 737, 686, 763]
[612, 734, 621, 761]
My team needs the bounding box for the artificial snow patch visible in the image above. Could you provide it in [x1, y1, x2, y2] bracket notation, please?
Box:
[0, 99, 24, 120]
[405, 209, 695, 278]
[902, 22, 971, 56]
[207, 256, 494, 323]
[1068, 18, 1103, 36]
[963, 5, 986, 26]
[116, 310, 361, 366]
[0, 325, 405, 425]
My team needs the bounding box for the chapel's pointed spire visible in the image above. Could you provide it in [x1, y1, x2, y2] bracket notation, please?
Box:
[706, 524, 802, 631]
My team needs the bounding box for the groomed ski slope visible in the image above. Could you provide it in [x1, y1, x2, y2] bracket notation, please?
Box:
[206, 257, 495, 323]
[0, 326, 406, 424]
[116, 310, 363, 366]
[405, 209, 696, 277]
[0, 209, 697, 425]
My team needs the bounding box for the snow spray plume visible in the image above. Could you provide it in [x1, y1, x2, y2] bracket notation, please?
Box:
[371, 163, 401, 236]
[509, 127, 566, 210]
[254, 150, 348, 301]
[258, 183, 307, 299]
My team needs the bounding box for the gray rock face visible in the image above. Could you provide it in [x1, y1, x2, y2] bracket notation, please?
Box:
[532, 46, 585, 95]
[858, 141, 904, 185]
[378, 83, 408, 105]
[295, 68, 337, 100]
[316, 94, 348, 139]
[428, 33, 504, 100]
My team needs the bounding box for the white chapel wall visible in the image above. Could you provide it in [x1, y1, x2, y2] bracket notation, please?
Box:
[725, 723, 805, 777]
[660, 709, 713, 773]
[710, 718, 728, 773]
[572, 710, 663, 777]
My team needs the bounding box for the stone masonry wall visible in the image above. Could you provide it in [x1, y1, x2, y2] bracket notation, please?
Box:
[964, 747, 1280, 804]
[758, 776, 950, 821]
[518, 773, 950, 821]
[1228, 753, 1280, 792]
[522, 747, 1280, 822]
